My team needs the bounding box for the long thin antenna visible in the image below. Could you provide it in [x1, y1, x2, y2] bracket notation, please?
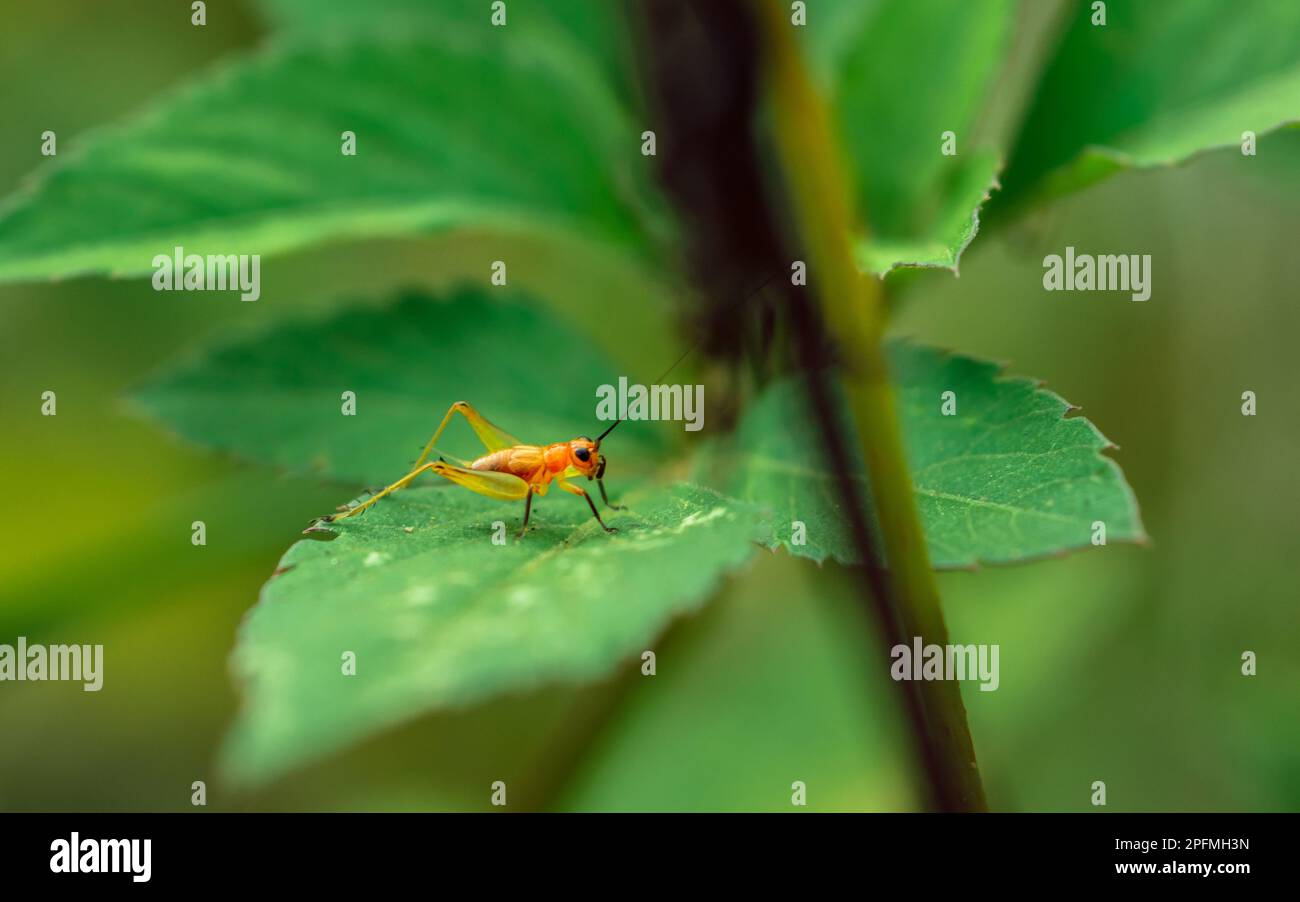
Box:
[594, 269, 782, 446]
[596, 419, 621, 443]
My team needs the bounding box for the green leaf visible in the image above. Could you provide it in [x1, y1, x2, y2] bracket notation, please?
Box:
[561, 550, 916, 811]
[825, 0, 1019, 275]
[131, 288, 666, 486]
[257, 0, 635, 103]
[257, 0, 502, 34]
[221, 483, 768, 785]
[852, 152, 1001, 276]
[711, 342, 1146, 568]
[998, 0, 1300, 208]
[0, 32, 661, 281]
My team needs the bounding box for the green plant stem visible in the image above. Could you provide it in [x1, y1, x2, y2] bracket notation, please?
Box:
[756, 0, 987, 812]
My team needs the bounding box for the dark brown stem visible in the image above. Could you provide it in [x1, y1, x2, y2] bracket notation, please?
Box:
[755, 0, 985, 810]
[629, 0, 986, 811]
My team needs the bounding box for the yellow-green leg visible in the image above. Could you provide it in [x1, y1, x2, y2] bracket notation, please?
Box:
[413, 401, 521, 469]
[326, 462, 439, 521]
[327, 461, 530, 522]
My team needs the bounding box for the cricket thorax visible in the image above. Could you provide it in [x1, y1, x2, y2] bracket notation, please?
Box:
[544, 442, 574, 473]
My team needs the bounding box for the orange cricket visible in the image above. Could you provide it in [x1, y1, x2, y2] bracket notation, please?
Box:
[322, 401, 623, 538]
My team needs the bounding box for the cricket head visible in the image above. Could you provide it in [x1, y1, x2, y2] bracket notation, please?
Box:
[575, 419, 620, 480]
[568, 436, 602, 478]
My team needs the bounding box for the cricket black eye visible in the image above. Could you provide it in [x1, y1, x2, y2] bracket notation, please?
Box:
[575, 447, 590, 462]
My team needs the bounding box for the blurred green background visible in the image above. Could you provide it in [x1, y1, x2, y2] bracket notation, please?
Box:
[0, 1, 1296, 812]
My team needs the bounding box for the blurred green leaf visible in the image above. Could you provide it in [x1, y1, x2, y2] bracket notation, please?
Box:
[131, 289, 665, 486]
[257, 0, 433, 32]
[852, 153, 1001, 276]
[825, 0, 1018, 275]
[257, 0, 635, 102]
[222, 483, 768, 785]
[713, 342, 1146, 568]
[561, 550, 917, 812]
[998, 0, 1300, 208]
[0, 33, 661, 281]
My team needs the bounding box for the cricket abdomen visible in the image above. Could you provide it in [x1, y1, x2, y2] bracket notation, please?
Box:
[471, 446, 546, 482]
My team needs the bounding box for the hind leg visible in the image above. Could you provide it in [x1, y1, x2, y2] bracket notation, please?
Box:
[426, 463, 534, 538]
[413, 401, 522, 469]
[326, 461, 529, 522]
[325, 462, 440, 522]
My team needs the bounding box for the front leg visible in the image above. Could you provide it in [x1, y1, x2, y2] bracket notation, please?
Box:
[596, 477, 625, 510]
[559, 479, 618, 533]
[594, 457, 625, 510]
